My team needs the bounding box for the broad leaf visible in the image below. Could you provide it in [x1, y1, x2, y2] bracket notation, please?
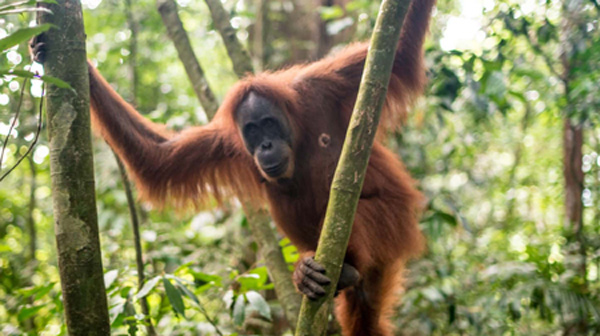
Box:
[245, 291, 271, 320]
[0, 24, 53, 51]
[0, 0, 58, 12]
[167, 274, 200, 305]
[104, 269, 119, 289]
[0, 7, 52, 16]
[0, 69, 73, 89]
[134, 276, 160, 300]
[163, 276, 186, 318]
[232, 294, 245, 326]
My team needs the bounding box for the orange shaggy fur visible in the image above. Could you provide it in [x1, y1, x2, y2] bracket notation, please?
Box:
[88, 1, 435, 335]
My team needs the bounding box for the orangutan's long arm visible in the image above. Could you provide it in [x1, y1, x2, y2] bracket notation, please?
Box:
[88, 62, 259, 207]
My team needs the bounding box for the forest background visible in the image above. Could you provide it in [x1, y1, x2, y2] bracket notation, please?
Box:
[1, 0, 600, 335]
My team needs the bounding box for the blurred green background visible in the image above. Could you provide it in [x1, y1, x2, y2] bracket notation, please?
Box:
[1, 0, 600, 335]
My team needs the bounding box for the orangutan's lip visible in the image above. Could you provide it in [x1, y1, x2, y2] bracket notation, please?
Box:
[263, 158, 289, 177]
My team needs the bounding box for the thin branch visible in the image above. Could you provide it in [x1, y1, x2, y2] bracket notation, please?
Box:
[114, 153, 157, 335]
[251, 0, 268, 72]
[125, 0, 139, 106]
[0, 83, 44, 183]
[27, 154, 37, 262]
[119, 2, 156, 333]
[203, 0, 254, 77]
[193, 299, 225, 336]
[0, 77, 28, 172]
[157, 0, 219, 119]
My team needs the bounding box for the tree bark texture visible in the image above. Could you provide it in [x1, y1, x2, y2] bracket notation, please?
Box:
[295, 0, 411, 334]
[38, 1, 110, 335]
[563, 120, 584, 232]
[204, 0, 254, 77]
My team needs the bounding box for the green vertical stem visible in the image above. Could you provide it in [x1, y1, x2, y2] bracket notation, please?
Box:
[113, 153, 157, 335]
[26, 155, 37, 265]
[38, 0, 110, 334]
[120, 2, 157, 333]
[295, 0, 411, 334]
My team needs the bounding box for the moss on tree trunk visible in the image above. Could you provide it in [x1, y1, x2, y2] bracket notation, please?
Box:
[38, 1, 110, 334]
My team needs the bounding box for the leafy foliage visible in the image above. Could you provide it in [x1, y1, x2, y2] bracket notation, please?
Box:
[1, 0, 600, 335]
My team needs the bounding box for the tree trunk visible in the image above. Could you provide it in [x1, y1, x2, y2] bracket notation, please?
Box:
[560, 0, 587, 334]
[563, 120, 584, 237]
[560, 5, 586, 286]
[295, 0, 412, 334]
[38, 1, 110, 334]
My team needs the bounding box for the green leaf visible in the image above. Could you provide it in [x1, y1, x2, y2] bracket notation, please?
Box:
[232, 294, 245, 326]
[119, 286, 132, 298]
[109, 302, 126, 326]
[18, 305, 44, 322]
[190, 269, 222, 288]
[346, 0, 371, 12]
[223, 289, 234, 308]
[282, 243, 299, 264]
[0, 7, 52, 16]
[326, 17, 354, 35]
[0, 24, 53, 51]
[318, 5, 344, 20]
[0, 69, 73, 89]
[238, 269, 272, 292]
[421, 287, 444, 303]
[134, 276, 160, 300]
[167, 274, 200, 305]
[34, 283, 55, 300]
[104, 269, 119, 288]
[163, 276, 186, 318]
[17, 282, 55, 300]
[0, 0, 36, 11]
[237, 274, 259, 291]
[245, 291, 271, 320]
[0, 0, 57, 11]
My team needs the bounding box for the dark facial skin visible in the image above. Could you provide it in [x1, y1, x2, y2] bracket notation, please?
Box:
[236, 92, 294, 181]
